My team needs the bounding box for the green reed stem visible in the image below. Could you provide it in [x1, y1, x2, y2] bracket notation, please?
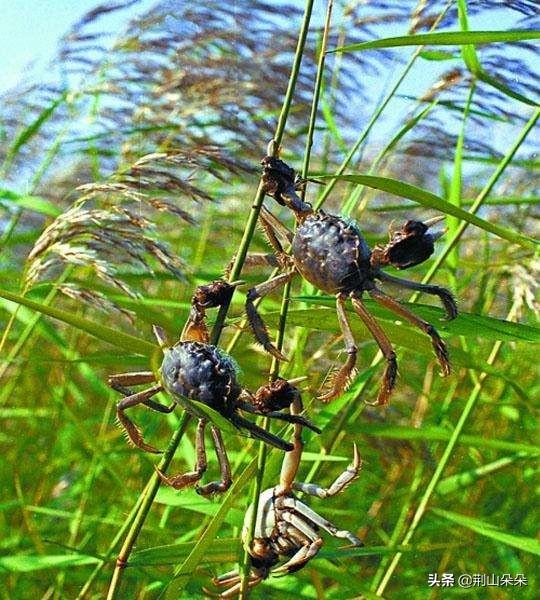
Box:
[106, 3, 317, 597]
[412, 106, 540, 295]
[238, 2, 319, 597]
[216, 0, 315, 298]
[105, 414, 190, 600]
[313, 0, 452, 211]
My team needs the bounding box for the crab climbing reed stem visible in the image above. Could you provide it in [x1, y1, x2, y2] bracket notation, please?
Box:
[106, 1, 316, 597]
[239, 1, 331, 597]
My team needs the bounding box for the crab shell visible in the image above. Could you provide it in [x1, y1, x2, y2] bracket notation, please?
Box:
[242, 488, 328, 543]
[292, 212, 373, 295]
[160, 341, 241, 419]
[243, 488, 277, 541]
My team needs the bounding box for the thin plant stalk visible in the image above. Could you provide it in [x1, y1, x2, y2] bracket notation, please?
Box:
[105, 413, 190, 600]
[313, 0, 453, 211]
[373, 107, 538, 595]
[218, 0, 316, 291]
[375, 299, 520, 595]
[412, 106, 540, 294]
[77, 477, 153, 599]
[105, 2, 317, 597]
[237, 2, 318, 596]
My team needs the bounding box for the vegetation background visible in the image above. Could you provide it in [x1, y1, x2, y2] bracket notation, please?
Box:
[0, 1, 538, 598]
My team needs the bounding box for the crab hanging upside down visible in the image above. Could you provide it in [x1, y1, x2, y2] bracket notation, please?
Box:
[243, 155, 458, 404]
[208, 400, 363, 597]
[205, 395, 363, 598]
[108, 280, 320, 496]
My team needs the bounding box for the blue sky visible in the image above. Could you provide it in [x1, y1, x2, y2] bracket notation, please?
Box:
[0, 1, 156, 92]
[1, 1, 528, 95]
[1, 0, 534, 163]
[1, 2, 94, 91]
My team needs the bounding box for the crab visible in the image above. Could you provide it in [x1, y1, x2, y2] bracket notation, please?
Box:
[243, 155, 458, 404]
[208, 396, 363, 597]
[108, 279, 320, 496]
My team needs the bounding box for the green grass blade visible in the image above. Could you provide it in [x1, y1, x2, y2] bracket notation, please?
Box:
[331, 30, 540, 53]
[0, 289, 156, 356]
[1, 91, 69, 175]
[0, 190, 62, 218]
[313, 174, 536, 248]
[431, 508, 540, 555]
[436, 453, 531, 495]
[345, 423, 539, 455]
[154, 488, 244, 524]
[341, 100, 438, 217]
[291, 298, 540, 343]
[0, 554, 100, 572]
[130, 538, 238, 566]
[457, 0, 537, 106]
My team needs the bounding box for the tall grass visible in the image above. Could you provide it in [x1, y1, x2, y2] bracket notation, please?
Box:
[0, 1, 538, 599]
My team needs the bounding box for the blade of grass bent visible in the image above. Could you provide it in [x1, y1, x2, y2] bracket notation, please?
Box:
[313, 174, 536, 248]
[416, 106, 540, 292]
[374, 300, 520, 595]
[0, 289, 156, 357]
[331, 31, 540, 54]
[431, 508, 540, 556]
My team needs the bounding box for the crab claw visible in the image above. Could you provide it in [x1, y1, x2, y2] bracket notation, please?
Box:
[423, 215, 446, 228]
[228, 279, 246, 288]
[286, 376, 308, 385]
[375, 218, 445, 270]
[423, 215, 446, 242]
[260, 156, 312, 216]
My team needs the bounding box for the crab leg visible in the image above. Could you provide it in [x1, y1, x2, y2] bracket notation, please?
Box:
[260, 205, 294, 245]
[293, 444, 361, 498]
[196, 425, 233, 495]
[376, 271, 457, 320]
[318, 293, 358, 402]
[212, 569, 241, 586]
[369, 287, 451, 376]
[281, 498, 363, 546]
[207, 574, 263, 598]
[108, 371, 156, 388]
[157, 419, 208, 488]
[350, 296, 398, 405]
[261, 411, 320, 433]
[272, 516, 321, 574]
[115, 384, 164, 454]
[276, 400, 304, 495]
[258, 205, 295, 266]
[140, 398, 176, 414]
[238, 401, 320, 433]
[229, 413, 294, 451]
[245, 270, 296, 361]
[225, 252, 280, 279]
[109, 372, 175, 415]
[182, 280, 239, 343]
